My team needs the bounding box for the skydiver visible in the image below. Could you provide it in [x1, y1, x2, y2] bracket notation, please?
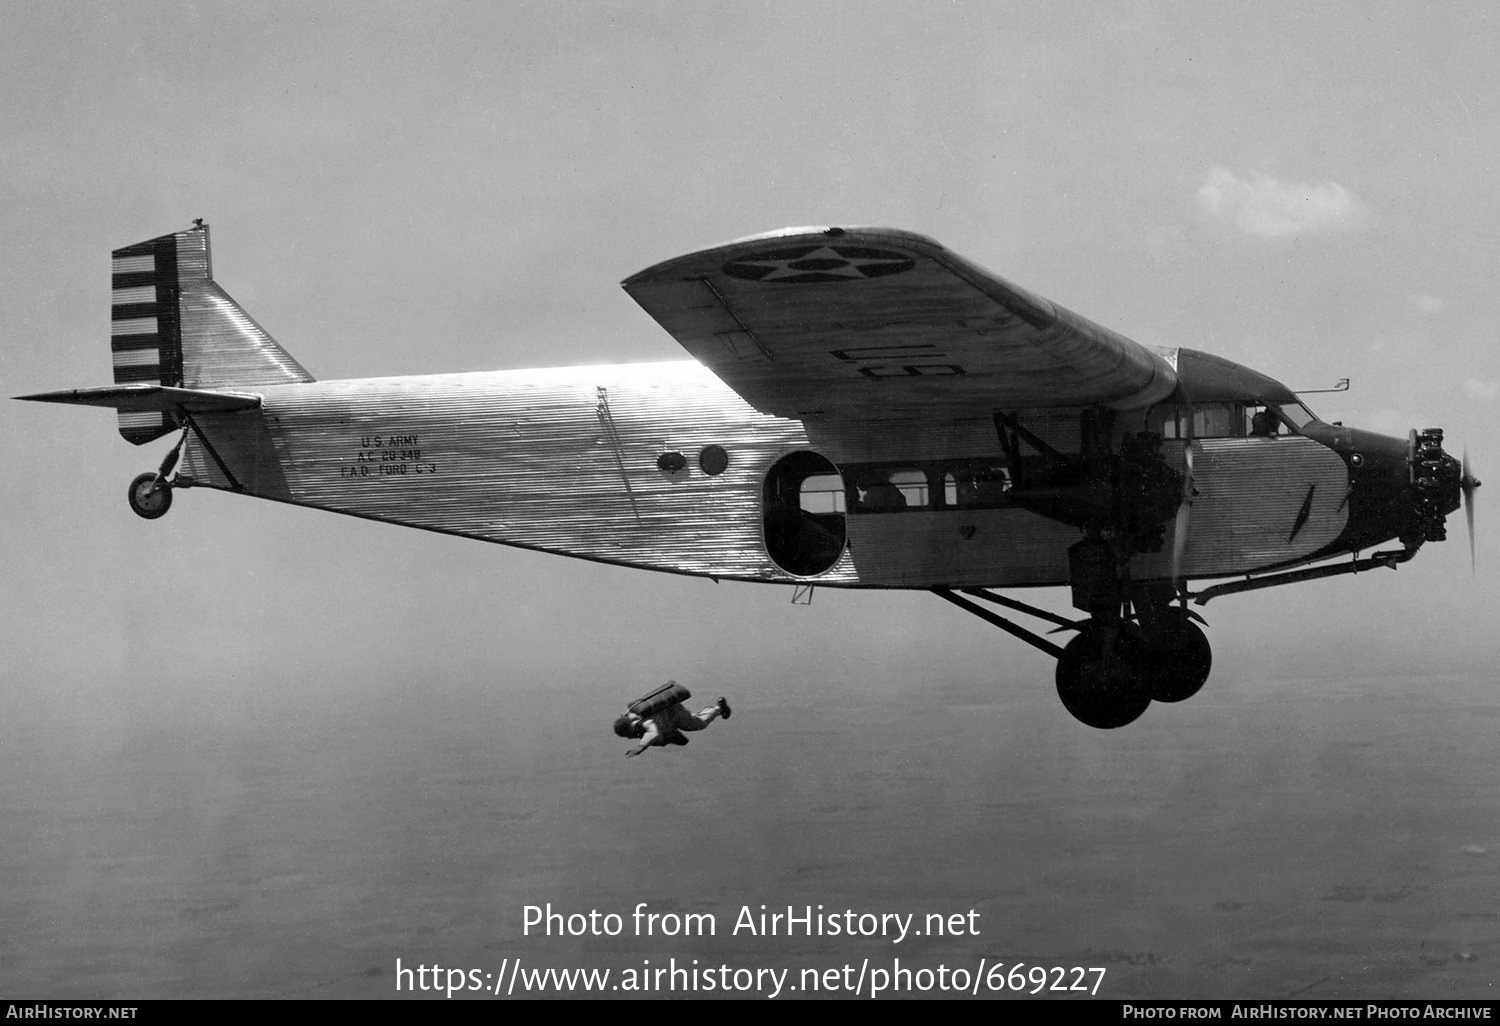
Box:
[614, 681, 731, 758]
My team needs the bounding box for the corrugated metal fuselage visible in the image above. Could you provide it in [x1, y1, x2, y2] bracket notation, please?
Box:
[178, 360, 1351, 588]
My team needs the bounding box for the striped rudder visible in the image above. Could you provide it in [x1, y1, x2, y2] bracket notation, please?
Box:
[110, 228, 208, 442]
[110, 224, 313, 444]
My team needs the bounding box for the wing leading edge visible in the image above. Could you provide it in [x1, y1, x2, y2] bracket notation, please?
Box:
[623, 227, 1176, 420]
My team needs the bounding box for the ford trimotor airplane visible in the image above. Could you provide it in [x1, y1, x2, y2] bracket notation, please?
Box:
[19, 224, 1479, 728]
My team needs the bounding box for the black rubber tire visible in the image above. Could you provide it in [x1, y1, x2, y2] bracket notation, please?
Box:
[127, 473, 172, 520]
[1055, 625, 1152, 729]
[1144, 617, 1212, 704]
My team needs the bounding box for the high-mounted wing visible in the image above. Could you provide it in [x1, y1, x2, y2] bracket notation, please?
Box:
[623, 227, 1176, 420]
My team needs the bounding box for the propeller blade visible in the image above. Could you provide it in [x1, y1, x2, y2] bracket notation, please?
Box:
[1171, 442, 1196, 588]
[1462, 447, 1479, 573]
[1171, 502, 1191, 586]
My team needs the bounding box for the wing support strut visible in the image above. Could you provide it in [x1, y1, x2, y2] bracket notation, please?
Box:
[992, 410, 1066, 463]
[1190, 548, 1413, 605]
[961, 586, 1080, 629]
[932, 587, 1066, 659]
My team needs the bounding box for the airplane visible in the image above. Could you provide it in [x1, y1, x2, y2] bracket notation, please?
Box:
[18, 223, 1481, 729]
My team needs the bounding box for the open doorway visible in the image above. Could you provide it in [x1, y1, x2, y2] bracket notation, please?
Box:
[762, 451, 847, 576]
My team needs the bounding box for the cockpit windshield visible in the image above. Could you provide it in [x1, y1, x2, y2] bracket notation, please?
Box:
[1272, 400, 1318, 432]
[1247, 399, 1319, 436]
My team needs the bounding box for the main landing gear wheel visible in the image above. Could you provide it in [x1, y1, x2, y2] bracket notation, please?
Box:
[1055, 624, 1152, 730]
[127, 473, 172, 520]
[1142, 612, 1212, 704]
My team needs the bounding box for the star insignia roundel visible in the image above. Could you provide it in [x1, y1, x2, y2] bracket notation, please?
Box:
[722, 245, 914, 284]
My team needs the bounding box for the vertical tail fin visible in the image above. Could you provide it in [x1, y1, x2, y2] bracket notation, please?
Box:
[110, 223, 313, 444]
[110, 229, 197, 443]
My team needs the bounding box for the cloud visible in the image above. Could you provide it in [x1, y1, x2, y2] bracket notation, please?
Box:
[1196, 167, 1369, 238]
[1408, 293, 1447, 315]
[1463, 378, 1497, 402]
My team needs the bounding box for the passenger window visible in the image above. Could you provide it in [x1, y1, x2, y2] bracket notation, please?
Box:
[944, 461, 1012, 508]
[853, 467, 929, 512]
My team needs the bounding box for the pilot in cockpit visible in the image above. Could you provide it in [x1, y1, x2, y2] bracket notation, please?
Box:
[1249, 409, 1280, 437]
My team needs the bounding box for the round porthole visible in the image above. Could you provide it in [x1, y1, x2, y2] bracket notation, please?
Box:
[699, 445, 729, 476]
[1350, 453, 1364, 468]
[657, 451, 687, 473]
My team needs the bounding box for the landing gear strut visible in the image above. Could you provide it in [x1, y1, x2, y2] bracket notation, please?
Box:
[934, 580, 1214, 730]
[1052, 536, 1159, 728]
[936, 403, 1214, 728]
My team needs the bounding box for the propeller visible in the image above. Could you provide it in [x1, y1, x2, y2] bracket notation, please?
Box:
[1171, 433, 1196, 592]
[1461, 447, 1481, 572]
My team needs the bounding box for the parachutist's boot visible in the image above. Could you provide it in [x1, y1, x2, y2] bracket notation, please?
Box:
[717, 697, 731, 720]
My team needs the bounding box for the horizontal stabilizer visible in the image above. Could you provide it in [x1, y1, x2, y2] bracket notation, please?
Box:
[17, 384, 262, 414]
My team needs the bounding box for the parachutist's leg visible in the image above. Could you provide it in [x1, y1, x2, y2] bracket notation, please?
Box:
[677, 705, 722, 731]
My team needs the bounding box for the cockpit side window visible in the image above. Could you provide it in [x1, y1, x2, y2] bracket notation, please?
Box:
[1150, 399, 1319, 439]
[1147, 402, 1244, 438]
[1193, 404, 1237, 437]
[1245, 404, 1280, 436]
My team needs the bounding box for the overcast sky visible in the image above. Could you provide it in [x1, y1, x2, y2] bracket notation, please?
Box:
[4, 2, 1496, 740]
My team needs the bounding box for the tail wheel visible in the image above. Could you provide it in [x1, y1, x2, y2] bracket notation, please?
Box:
[127, 473, 172, 520]
[1142, 613, 1212, 703]
[1055, 624, 1152, 729]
